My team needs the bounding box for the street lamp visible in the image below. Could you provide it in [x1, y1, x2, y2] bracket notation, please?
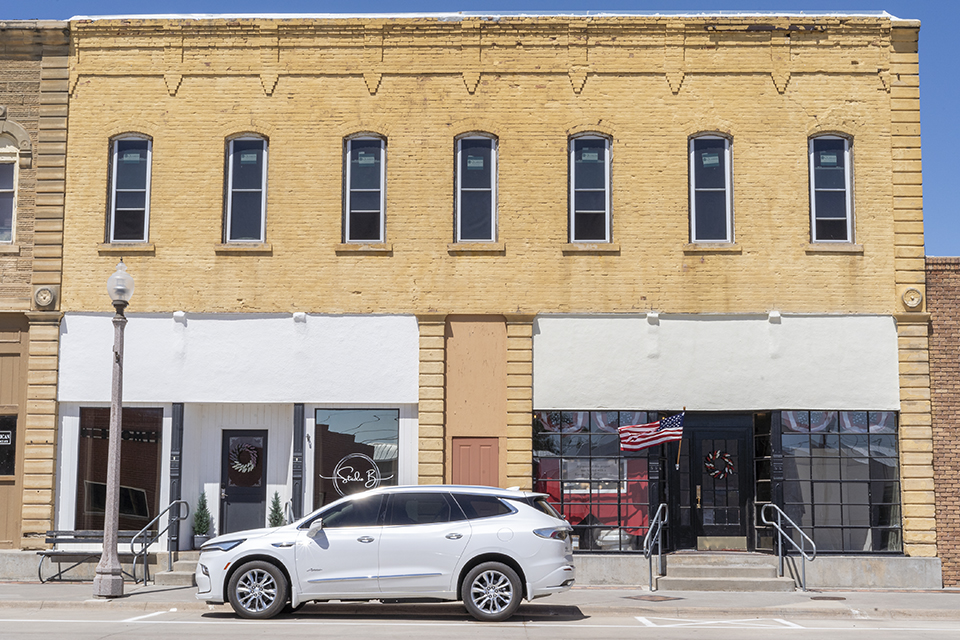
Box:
[93, 261, 135, 598]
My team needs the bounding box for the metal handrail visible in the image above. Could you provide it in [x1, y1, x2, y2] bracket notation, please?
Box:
[283, 500, 295, 525]
[129, 499, 190, 584]
[760, 502, 816, 591]
[642, 503, 668, 591]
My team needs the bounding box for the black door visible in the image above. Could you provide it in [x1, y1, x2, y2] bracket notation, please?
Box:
[220, 430, 267, 534]
[667, 414, 753, 549]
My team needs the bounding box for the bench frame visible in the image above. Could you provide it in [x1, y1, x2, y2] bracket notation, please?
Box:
[37, 530, 150, 583]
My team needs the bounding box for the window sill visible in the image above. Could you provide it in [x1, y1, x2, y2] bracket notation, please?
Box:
[447, 242, 505, 255]
[683, 243, 742, 254]
[98, 243, 156, 256]
[562, 243, 620, 254]
[0, 244, 21, 255]
[336, 243, 393, 255]
[214, 243, 273, 255]
[805, 243, 864, 255]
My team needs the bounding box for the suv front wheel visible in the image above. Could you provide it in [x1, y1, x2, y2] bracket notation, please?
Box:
[461, 561, 522, 622]
[227, 560, 289, 619]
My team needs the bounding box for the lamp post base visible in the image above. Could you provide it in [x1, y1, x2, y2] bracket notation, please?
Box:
[92, 568, 124, 598]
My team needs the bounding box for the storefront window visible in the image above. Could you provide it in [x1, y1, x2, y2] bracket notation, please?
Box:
[780, 410, 901, 552]
[314, 409, 399, 509]
[534, 410, 651, 551]
[75, 408, 163, 531]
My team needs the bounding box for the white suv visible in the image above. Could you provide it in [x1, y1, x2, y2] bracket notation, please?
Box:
[196, 485, 575, 621]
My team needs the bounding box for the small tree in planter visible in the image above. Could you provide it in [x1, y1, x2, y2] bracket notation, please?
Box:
[268, 491, 285, 527]
[193, 490, 212, 550]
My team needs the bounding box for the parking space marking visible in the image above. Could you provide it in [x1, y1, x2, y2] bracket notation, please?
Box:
[636, 617, 806, 629]
[123, 610, 174, 622]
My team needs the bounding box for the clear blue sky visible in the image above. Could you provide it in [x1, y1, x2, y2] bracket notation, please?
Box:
[8, 2, 958, 256]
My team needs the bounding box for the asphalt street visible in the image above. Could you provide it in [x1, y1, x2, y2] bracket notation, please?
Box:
[2, 582, 959, 639]
[2, 607, 960, 640]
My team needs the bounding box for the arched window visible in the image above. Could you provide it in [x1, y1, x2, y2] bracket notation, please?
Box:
[455, 134, 497, 242]
[225, 135, 268, 242]
[569, 134, 611, 243]
[809, 135, 853, 242]
[0, 134, 17, 243]
[344, 135, 386, 242]
[689, 134, 732, 243]
[108, 134, 152, 243]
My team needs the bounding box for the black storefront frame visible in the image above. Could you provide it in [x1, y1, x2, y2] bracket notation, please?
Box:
[532, 409, 903, 555]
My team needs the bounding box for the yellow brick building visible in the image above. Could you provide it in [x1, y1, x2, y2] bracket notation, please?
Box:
[49, 13, 937, 586]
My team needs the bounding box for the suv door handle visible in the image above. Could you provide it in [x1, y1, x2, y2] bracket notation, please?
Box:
[445, 533, 463, 540]
[357, 536, 375, 543]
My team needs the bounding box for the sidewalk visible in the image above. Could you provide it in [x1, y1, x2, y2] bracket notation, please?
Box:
[1, 581, 958, 620]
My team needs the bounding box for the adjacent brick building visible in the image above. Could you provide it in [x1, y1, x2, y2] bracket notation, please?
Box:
[927, 257, 960, 586]
[0, 20, 68, 550]
[33, 12, 940, 586]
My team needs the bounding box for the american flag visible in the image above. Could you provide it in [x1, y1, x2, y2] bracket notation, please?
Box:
[618, 413, 685, 452]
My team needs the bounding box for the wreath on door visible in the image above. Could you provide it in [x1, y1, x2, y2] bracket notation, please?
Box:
[229, 442, 259, 474]
[704, 450, 735, 480]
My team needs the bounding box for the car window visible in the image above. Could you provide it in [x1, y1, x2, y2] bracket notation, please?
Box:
[512, 496, 563, 519]
[319, 494, 383, 528]
[386, 492, 460, 526]
[451, 494, 514, 520]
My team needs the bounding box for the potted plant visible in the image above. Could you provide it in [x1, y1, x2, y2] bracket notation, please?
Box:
[268, 491, 285, 528]
[193, 490, 213, 549]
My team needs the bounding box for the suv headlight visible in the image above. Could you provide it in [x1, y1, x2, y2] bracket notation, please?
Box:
[534, 527, 571, 541]
[200, 538, 246, 553]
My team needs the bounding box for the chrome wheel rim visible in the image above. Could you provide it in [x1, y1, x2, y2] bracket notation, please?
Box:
[470, 569, 513, 615]
[236, 568, 278, 613]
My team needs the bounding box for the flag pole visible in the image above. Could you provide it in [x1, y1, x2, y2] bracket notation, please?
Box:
[675, 407, 686, 471]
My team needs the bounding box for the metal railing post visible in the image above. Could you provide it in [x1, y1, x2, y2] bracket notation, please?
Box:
[761, 503, 816, 592]
[643, 503, 668, 592]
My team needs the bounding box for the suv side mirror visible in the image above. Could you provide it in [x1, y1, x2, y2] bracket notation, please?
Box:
[307, 518, 324, 538]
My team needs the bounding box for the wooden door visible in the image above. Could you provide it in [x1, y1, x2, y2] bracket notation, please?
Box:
[451, 437, 499, 486]
[0, 316, 26, 549]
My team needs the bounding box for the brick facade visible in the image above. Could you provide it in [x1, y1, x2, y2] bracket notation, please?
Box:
[0, 21, 68, 549]
[56, 15, 933, 557]
[927, 257, 960, 585]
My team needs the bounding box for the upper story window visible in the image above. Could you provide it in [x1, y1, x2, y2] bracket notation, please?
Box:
[569, 135, 611, 242]
[809, 136, 853, 242]
[689, 135, 732, 243]
[226, 136, 268, 242]
[456, 135, 497, 242]
[344, 136, 385, 242]
[0, 135, 17, 243]
[108, 136, 152, 243]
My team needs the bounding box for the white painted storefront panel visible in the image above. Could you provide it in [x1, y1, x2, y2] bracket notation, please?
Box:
[58, 313, 420, 404]
[533, 314, 901, 411]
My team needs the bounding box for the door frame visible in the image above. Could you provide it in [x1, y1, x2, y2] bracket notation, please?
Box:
[664, 413, 755, 551]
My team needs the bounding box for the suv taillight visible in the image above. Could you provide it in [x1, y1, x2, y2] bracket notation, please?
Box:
[534, 527, 570, 541]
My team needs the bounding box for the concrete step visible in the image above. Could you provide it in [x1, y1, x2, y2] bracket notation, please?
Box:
[656, 576, 796, 592]
[665, 564, 779, 579]
[172, 559, 199, 573]
[154, 570, 197, 586]
[666, 552, 780, 568]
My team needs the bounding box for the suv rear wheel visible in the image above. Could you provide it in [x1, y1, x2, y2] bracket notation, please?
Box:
[227, 560, 288, 619]
[461, 561, 522, 622]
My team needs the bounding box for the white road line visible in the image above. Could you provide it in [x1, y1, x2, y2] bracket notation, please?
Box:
[635, 617, 807, 629]
[775, 618, 807, 629]
[123, 611, 170, 622]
